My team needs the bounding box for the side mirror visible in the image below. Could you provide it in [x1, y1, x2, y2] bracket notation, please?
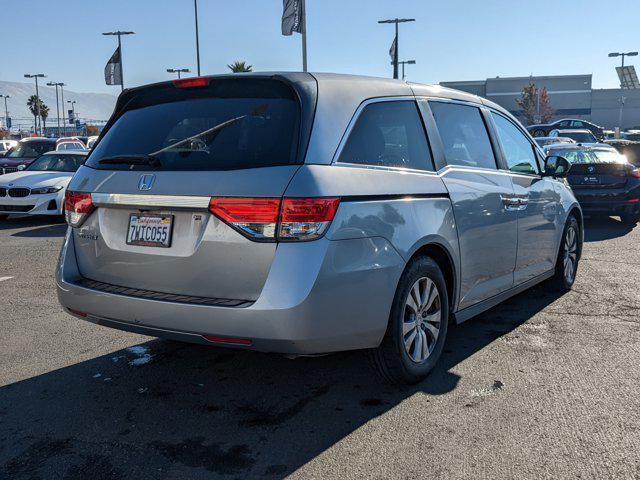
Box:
[16, 164, 26, 171]
[543, 155, 571, 178]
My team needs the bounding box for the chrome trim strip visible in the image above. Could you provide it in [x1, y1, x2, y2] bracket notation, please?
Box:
[437, 165, 541, 180]
[332, 161, 437, 176]
[331, 161, 541, 180]
[91, 193, 210, 209]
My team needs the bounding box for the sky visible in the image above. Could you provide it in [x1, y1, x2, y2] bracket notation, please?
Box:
[2, 0, 639, 94]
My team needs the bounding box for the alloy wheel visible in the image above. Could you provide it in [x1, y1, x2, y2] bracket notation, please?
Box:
[403, 277, 442, 363]
[563, 225, 578, 283]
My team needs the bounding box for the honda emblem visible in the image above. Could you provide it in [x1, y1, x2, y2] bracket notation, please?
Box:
[138, 174, 156, 191]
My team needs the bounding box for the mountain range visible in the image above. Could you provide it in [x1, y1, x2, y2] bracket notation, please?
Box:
[0, 80, 117, 129]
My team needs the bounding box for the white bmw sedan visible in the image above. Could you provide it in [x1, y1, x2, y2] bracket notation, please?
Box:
[0, 151, 87, 219]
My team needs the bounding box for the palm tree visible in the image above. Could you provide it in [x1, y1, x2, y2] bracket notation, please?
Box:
[40, 103, 50, 133]
[26, 96, 49, 135]
[27, 95, 39, 133]
[227, 61, 253, 73]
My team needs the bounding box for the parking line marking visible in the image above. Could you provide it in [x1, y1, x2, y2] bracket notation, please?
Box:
[0, 276, 14, 282]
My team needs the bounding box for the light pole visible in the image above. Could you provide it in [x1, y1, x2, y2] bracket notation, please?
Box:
[59, 83, 67, 136]
[608, 51, 639, 68]
[378, 18, 415, 79]
[47, 81, 63, 135]
[67, 100, 76, 133]
[618, 95, 626, 130]
[194, 0, 201, 76]
[24, 73, 46, 135]
[396, 60, 416, 80]
[0, 95, 9, 129]
[167, 68, 191, 79]
[102, 31, 135, 91]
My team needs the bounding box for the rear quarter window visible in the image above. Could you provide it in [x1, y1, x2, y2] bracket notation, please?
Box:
[338, 101, 434, 171]
[86, 79, 300, 171]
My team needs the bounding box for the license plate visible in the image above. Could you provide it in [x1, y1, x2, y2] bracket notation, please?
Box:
[583, 176, 599, 184]
[126, 214, 174, 248]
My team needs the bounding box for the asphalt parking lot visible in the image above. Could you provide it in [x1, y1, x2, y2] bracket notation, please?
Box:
[0, 216, 639, 479]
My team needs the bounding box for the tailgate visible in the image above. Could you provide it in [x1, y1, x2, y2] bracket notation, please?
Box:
[71, 167, 299, 301]
[568, 163, 629, 189]
[67, 75, 314, 302]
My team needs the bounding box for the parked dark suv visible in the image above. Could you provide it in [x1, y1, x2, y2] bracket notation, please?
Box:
[527, 119, 604, 140]
[546, 144, 640, 224]
[0, 138, 57, 174]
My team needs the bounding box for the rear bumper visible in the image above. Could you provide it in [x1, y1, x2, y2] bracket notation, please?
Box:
[574, 187, 640, 216]
[56, 229, 405, 354]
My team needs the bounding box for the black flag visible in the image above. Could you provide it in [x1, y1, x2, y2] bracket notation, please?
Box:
[389, 37, 397, 64]
[282, 0, 304, 36]
[104, 46, 122, 86]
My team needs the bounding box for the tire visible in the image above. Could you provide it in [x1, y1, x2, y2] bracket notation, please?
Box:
[620, 213, 639, 225]
[549, 215, 580, 291]
[370, 256, 449, 384]
[533, 129, 546, 137]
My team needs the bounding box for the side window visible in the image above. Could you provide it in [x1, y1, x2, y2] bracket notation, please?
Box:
[491, 112, 539, 175]
[571, 120, 584, 127]
[339, 101, 433, 171]
[429, 101, 497, 169]
[558, 120, 570, 128]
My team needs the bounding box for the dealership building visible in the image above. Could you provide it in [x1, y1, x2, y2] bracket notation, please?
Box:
[440, 74, 640, 129]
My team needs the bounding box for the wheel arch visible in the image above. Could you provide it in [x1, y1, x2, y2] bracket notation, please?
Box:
[406, 240, 458, 315]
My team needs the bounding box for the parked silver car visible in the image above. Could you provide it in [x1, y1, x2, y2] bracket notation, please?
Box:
[57, 73, 582, 383]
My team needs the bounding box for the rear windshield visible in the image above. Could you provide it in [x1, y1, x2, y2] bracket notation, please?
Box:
[6, 140, 56, 158]
[85, 79, 300, 171]
[564, 132, 596, 143]
[550, 148, 626, 164]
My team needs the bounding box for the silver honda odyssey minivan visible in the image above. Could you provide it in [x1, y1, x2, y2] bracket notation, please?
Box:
[57, 73, 582, 383]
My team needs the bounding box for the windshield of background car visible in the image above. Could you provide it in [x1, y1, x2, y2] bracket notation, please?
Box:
[549, 148, 627, 164]
[565, 132, 597, 143]
[6, 141, 55, 158]
[25, 153, 86, 172]
[85, 79, 301, 171]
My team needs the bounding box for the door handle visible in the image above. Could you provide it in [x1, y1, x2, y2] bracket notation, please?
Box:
[501, 195, 527, 211]
[501, 195, 520, 209]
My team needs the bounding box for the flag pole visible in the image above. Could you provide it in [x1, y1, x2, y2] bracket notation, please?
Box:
[393, 22, 399, 80]
[102, 31, 135, 91]
[378, 18, 415, 80]
[301, 0, 307, 72]
[194, 0, 201, 76]
[117, 33, 124, 91]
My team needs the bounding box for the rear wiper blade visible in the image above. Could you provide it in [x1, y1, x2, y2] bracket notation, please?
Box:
[98, 155, 161, 167]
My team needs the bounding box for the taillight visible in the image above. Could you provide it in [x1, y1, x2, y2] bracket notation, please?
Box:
[173, 76, 210, 89]
[209, 197, 280, 240]
[279, 197, 340, 241]
[208, 197, 340, 242]
[64, 191, 94, 227]
[630, 167, 640, 178]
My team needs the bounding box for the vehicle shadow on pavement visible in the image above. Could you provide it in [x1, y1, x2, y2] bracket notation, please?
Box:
[0, 217, 67, 237]
[0, 283, 564, 479]
[583, 216, 635, 242]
